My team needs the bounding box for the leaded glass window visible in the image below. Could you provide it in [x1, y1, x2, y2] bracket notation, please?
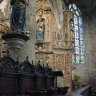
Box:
[69, 3, 84, 64]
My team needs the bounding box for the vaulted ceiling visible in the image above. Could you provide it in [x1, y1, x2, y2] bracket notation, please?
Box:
[1, 0, 96, 20]
[48, 0, 64, 29]
[1, 0, 96, 15]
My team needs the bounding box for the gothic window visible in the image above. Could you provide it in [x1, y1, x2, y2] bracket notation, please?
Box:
[69, 4, 84, 64]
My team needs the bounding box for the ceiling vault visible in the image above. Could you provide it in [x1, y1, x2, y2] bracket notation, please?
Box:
[48, 0, 63, 29]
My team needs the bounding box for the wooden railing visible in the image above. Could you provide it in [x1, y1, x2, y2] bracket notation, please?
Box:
[73, 85, 92, 96]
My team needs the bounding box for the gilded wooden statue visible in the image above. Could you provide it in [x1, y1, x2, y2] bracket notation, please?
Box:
[36, 9, 45, 41]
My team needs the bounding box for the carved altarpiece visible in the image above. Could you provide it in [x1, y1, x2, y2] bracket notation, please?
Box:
[53, 10, 74, 91]
[36, 0, 52, 66]
[36, 1, 74, 92]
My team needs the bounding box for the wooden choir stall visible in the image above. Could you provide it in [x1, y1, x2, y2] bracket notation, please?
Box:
[0, 56, 68, 96]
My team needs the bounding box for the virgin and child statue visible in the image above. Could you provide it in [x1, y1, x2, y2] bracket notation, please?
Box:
[36, 9, 45, 41]
[10, 0, 29, 33]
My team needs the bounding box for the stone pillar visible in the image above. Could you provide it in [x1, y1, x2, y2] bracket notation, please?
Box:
[3, 0, 36, 62]
[18, 0, 36, 62]
[63, 10, 74, 95]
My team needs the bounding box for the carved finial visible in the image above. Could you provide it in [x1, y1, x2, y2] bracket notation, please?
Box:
[25, 56, 29, 62]
[38, 60, 40, 65]
[43, 64, 44, 67]
[32, 60, 34, 65]
[46, 63, 49, 67]
[16, 57, 19, 64]
[16, 57, 19, 61]
[27, 56, 28, 59]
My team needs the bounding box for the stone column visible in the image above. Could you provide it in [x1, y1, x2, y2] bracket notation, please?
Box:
[18, 0, 36, 62]
[8, 0, 36, 62]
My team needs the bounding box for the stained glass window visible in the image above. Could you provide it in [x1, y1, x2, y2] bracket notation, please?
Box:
[69, 4, 84, 64]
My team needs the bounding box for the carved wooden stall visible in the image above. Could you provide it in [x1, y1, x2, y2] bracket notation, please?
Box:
[0, 56, 68, 96]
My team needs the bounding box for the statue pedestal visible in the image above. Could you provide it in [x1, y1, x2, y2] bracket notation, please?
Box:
[2, 33, 29, 50]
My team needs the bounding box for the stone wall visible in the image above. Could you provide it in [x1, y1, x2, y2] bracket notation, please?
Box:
[84, 16, 96, 95]
[73, 15, 96, 94]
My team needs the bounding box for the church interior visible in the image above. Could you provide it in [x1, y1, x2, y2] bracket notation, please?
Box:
[0, 0, 96, 96]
